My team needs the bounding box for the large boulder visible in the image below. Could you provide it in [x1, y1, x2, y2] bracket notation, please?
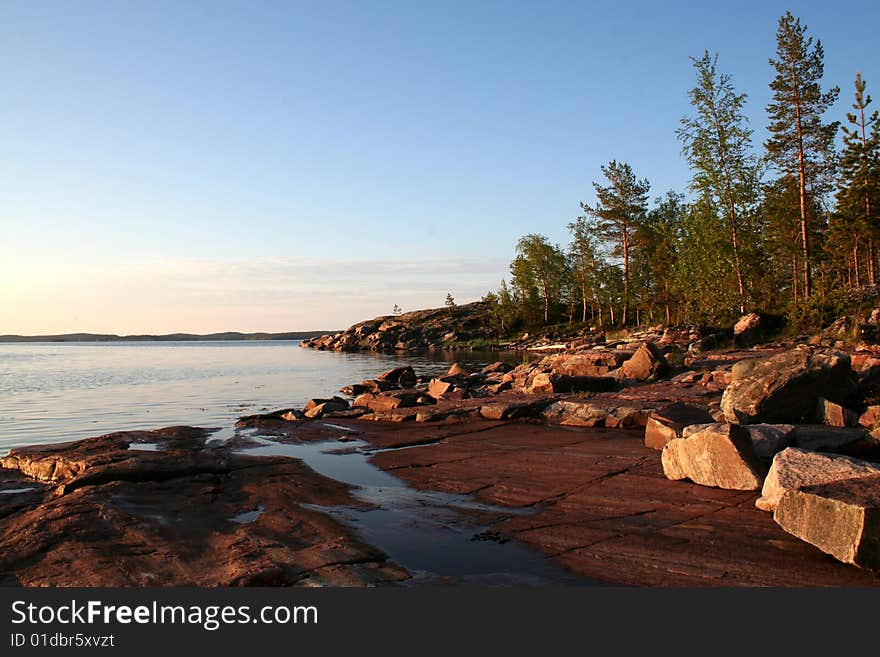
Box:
[619, 342, 668, 381]
[774, 474, 880, 570]
[682, 423, 794, 460]
[756, 447, 880, 512]
[661, 423, 766, 490]
[720, 347, 856, 424]
[644, 402, 715, 450]
[789, 425, 880, 461]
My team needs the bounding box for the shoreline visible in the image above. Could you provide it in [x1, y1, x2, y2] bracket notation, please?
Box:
[2, 333, 880, 586]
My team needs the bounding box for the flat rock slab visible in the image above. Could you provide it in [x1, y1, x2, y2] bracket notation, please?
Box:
[0, 426, 408, 587]
[757, 447, 880, 512]
[365, 421, 880, 586]
[774, 474, 880, 570]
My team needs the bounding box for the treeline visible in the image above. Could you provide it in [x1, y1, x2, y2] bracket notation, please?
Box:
[484, 12, 879, 335]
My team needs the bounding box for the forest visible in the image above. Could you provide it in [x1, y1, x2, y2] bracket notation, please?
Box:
[483, 11, 879, 336]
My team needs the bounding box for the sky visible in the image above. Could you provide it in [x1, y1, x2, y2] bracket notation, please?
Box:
[1, 1, 879, 334]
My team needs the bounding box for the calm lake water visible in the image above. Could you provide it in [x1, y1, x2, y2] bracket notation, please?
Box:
[0, 341, 526, 455]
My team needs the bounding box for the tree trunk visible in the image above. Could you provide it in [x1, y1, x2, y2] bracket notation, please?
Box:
[622, 228, 629, 326]
[854, 238, 862, 287]
[710, 105, 748, 313]
[791, 67, 812, 297]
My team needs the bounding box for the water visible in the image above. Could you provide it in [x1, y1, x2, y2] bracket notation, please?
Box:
[0, 340, 527, 454]
[234, 432, 588, 585]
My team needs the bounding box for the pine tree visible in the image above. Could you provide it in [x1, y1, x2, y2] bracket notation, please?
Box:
[765, 11, 840, 298]
[580, 161, 650, 325]
[838, 72, 880, 286]
[678, 51, 761, 313]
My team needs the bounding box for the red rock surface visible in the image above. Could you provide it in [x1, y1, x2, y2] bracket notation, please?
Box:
[0, 426, 408, 587]
[360, 420, 880, 586]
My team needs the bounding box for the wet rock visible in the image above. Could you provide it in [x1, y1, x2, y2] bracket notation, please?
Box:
[817, 398, 860, 427]
[720, 347, 856, 424]
[662, 423, 766, 490]
[644, 402, 715, 450]
[756, 447, 880, 512]
[774, 474, 880, 570]
[0, 426, 409, 586]
[304, 397, 350, 419]
[322, 408, 369, 419]
[619, 342, 668, 381]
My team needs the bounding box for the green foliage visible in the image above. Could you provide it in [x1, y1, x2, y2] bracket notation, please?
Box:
[481, 12, 873, 336]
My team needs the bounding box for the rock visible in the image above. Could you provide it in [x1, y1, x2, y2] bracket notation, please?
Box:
[619, 342, 668, 381]
[860, 406, 880, 430]
[817, 398, 860, 427]
[527, 372, 616, 394]
[720, 347, 856, 424]
[481, 362, 514, 375]
[756, 447, 880, 512]
[377, 366, 417, 387]
[359, 379, 400, 393]
[661, 423, 766, 490]
[479, 401, 546, 421]
[543, 352, 625, 377]
[542, 400, 608, 427]
[789, 425, 880, 461]
[352, 390, 421, 412]
[774, 474, 880, 569]
[733, 313, 762, 346]
[742, 424, 796, 460]
[447, 362, 470, 377]
[339, 383, 371, 396]
[644, 402, 715, 450]
[0, 426, 408, 586]
[427, 378, 469, 401]
[605, 407, 652, 429]
[322, 408, 369, 419]
[304, 398, 350, 419]
[301, 302, 494, 354]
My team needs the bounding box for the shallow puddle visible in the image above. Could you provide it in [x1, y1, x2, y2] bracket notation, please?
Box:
[228, 430, 590, 586]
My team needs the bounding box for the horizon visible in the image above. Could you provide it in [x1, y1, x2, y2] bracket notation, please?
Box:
[2, 1, 879, 334]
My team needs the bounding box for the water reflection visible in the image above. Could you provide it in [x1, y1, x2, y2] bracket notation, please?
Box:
[0, 340, 532, 452]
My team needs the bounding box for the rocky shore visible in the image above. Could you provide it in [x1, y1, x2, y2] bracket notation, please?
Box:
[3, 317, 880, 585]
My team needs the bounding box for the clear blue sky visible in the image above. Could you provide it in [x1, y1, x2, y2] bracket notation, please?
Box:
[1, 1, 878, 333]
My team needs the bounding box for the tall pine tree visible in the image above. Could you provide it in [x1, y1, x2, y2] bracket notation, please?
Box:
[581, 161, 650, 326]
[837, 72, 880, 286]
[765, 11, 839, 298]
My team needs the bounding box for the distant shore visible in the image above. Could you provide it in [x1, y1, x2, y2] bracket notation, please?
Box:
[0, 331, 336, 343]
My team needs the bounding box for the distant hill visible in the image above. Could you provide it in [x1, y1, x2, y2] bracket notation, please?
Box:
[0, 331, 336, 343]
